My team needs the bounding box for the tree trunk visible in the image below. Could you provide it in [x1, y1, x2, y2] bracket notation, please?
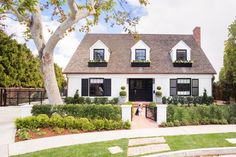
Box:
[41, 57, 63, 104]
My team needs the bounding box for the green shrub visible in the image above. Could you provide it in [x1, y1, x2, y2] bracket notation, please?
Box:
[173, 120, 180, 126]
[16, 129, 31, 140]
[229, 117, 236, 124]
[92, 119, 105, 130]
[159, 122, 167, 127]
[32, 104, 121, 120]
[15, 116, 38, 129]
[94, 97, 109, 104]
[119, 91, 127, 97]
[85, 97, 92, 104]
[53, 127, 64, 134]
[166, 122, 174, 127]
[156, 86, 161, 90]
[64, 97, 74, 104]
[123, 121, 131, 129]
[82, 122, 95, 131]
[155, 91, 162, 97]
[166, 105, 235, 127]
[31, 105, 52, 116]
[104, 119, 114, 130]
[121, 86, 126, 90]
[162, 96, 167, 104]
[74, 118, 89, 129]
[64, 116, 76, 129]
[49, 114, 64, 128]
[36, 114, 50, 128]
[109, 97, 119, 104]
[149, 102, 156, 108]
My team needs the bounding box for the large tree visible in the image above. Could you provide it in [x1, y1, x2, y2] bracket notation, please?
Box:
[0, 29, 65, 90]
[0, 0, 148, 104]
[219, 18, 236, 101]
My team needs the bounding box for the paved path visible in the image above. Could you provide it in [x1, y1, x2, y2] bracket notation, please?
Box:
[9, 125, 236, 156]
[132, 107, 158, 129]
[0, 106, 21, 157]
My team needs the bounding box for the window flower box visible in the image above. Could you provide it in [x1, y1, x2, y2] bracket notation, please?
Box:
[173, 60, 193, 67]
[88, 60, 108, 67]
[131, 60, 150, 67]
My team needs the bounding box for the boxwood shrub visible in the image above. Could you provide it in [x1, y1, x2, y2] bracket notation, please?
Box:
[31, 104, 121, 121]
[15, 114, 131, 131]
[162, 104, 236, 127]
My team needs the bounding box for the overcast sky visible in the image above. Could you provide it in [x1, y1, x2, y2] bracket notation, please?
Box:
[4, 0, 236, 79]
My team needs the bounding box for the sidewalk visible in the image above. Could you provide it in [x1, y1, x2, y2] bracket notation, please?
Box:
[9, 125, 236, 156]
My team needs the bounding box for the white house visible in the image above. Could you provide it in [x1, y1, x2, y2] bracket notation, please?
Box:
[64, 27, 216, 102]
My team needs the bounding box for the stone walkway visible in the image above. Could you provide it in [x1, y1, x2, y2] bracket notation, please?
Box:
[128, 137, 170, 156]
[132, 107, 158, 129]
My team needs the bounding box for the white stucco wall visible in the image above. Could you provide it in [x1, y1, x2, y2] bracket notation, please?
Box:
[170, 40, 191, 61]
[67, 74, 213, 100]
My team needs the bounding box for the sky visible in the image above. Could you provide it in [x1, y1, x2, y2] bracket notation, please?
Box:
[3, 0, 236, 79]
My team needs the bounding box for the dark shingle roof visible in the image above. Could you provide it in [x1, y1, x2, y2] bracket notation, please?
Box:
[64, 34, 216, 74]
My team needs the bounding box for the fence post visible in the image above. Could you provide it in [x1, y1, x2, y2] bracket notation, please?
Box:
[0, 89, 2, 106]
[156, 104, 167, 125]
[28, 91, 31, 105]
[3, 89, 6, 106]
[121, 105, 132, 122]
[40, 91, 43, 105]
[16, 91, 19, 106]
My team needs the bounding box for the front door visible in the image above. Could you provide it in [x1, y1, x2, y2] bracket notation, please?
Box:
[129, 79, 153, 101]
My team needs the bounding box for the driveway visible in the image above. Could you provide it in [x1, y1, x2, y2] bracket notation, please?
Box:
[0, 106, 21, 156]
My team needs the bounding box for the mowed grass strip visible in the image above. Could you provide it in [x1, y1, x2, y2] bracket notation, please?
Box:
[12, 132, 236, 157]
[12, 139, 128, 157]
[165, 132, 236, 151]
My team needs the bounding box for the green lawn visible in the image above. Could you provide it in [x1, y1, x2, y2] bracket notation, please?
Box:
[12, 133, 236, 157]
[166, 132, 236, 151]
[12, 139, 128, 157]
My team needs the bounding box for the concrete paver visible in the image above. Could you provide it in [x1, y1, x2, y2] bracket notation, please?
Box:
[108, 146, 123, 154]
[128, 144, 170, 156]
[128, 137, 166, 146]
[226, 138, 236, 144]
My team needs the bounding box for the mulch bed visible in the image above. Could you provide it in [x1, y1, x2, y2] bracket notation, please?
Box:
[15, 128, 82, 142]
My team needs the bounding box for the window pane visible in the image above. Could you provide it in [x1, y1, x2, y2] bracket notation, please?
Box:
[170, 88, 176, 96]
[170, 79, 177, 87]
[94, 49, 104, 61]
[89, 78, 104, 96]
[192, 88, 199, 96]
[192, 79, 199, 87]
[177, 78, 191, 96]
[135, 49, 146, 61]
[176, 49, 187, 61]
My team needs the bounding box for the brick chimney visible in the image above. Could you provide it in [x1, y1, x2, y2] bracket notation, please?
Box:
[193, 27, 201, 46]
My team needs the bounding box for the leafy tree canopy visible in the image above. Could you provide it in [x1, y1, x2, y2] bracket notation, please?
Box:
[0, 30, 65, 89]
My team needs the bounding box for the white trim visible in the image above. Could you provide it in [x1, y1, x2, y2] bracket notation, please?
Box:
[89, 40, 110, 61]
[131, 40, 150, 61]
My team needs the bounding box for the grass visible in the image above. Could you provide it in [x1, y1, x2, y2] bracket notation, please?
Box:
[12, 139, 128, 157]
[12, 133, 236, 157]
[166, 132, 236, 151]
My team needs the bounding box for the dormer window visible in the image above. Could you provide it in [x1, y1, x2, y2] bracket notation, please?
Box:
[135, 49, 146, 61]
[176, 49, 187, 61]
[94, 49, 105, 61]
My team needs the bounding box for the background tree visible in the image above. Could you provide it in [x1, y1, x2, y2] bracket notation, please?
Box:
[0, 0, 148, 104]
[219, 18, 236, 101]
[0, 29, 65, 90]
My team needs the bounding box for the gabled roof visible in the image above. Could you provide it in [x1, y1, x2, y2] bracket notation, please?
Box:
[64, 34, 216, 74]
[131, 40, 150, 50]
[171, 40, 191, 50]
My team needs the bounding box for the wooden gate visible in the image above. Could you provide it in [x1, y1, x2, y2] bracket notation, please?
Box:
[145, 106, 157, 121]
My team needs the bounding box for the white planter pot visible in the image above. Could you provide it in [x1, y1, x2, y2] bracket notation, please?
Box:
[156, 96, 162, 104]
[119, 96, 126, 104]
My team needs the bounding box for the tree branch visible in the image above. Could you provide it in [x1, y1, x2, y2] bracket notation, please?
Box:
[43, 0, 96, 60]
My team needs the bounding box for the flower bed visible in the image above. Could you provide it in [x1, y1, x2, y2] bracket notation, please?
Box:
[15, 114, 131, 141]
[160, 105, 236, 127]
[32, 104, 121, 120]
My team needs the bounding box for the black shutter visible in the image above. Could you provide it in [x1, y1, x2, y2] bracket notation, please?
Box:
[103, 79, 111, 96]
[170, 79, 177, 96]
[81, 79, 88, 96]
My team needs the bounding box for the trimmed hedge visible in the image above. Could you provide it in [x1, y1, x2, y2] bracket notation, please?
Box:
[161, 105, 236, 127]
[32, 104, 121, 120]
[163, 96, 214, 105]
[64, 97, 119, 105]
[15, 114, 131, 131]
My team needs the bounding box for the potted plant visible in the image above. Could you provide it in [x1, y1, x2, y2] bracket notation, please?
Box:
[119, 86, 127, 104]
[155, 86, 162, 103]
